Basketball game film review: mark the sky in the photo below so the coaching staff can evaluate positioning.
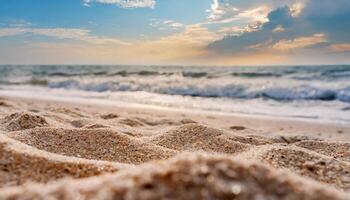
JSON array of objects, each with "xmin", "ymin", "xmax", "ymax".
[{"xmin": 0, "ymin": 0, "xmax": 350, "ymax": 65}]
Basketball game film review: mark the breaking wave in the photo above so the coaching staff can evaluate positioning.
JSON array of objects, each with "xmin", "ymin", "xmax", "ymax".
[{"xmin": 44, "ymin": 79, "xmax": 350, "ymax": 103}]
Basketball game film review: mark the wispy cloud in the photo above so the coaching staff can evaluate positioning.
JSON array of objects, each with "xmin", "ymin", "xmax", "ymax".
[
  {"xmin": 271, "ymin": 34, "xmax": 327, "ymax": 51},
  {"xmin": 82, "ymin": 0, "xmax": 156, "ymax": 8},
  {"xmin": 150, "ymin": 19, "xmax": 184, "ymax": 30},
  {"xmin": 328, "ymin": 44, "xmax": 350, "ymax": 53},
  {"xmin": 207, "ymin": 0, "xmax": 240, "ymax": 23},
  {"xmin": 0, "ymin": 28, "xmax": 129, "ymax": 45}
]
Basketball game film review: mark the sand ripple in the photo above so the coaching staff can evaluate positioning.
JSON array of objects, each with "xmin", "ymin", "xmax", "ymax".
[
  {"xmin": 240, "ymin": 145, "xmax": 350, "ymax": 191},
  {"xmin": 295, "ymin": 140, "xmax": 350, "ymax": 162},
  {"xmin": 0, "ymin": 134, "xmax": 127, "ymax": 188},
  {"xmin": 150, "ymin": 124, "xmax": 249, "ymax": 154},
  {"xmin": 2, "ymin": 112, "xmax": 48, "ymax": 131},
  {"xmin": 6, "ymin": 128, "xmax": 177, "ymax": 164}
]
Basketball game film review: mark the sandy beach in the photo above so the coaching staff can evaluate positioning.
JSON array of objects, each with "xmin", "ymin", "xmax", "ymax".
[
  {"xmin": 1, "ymin": 0, "xmax": 350, "ymax": 198},
  {"xmin": 0, "ymin": 95, "xmax": 349, "ymax": 199}
]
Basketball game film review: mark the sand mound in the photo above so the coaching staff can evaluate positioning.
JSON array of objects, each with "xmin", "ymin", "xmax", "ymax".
[
  {"xmin": 6, "ymin": 128, "xmax": 177, "ymax": 164},
  {"xmin": 49, "ymin": 107, "xmax": 85, "ymax": 118},
  {"xmin": 2, "ymin": 112, "xmax": 48, "ymax": 131},
  {"xmin": 1, "ymin": 153, "xmax": 348, "ymax": 200},
  {"xmin": 240, "ymin": 145, "xmax": 350, "ymax": 191},
  {"xmin": 119, "ymin": 118, "xmax": 144, "ymax": 127},
  {"xmin": 0, "ymin": 134, "xmax": 127, "ymax": 188},
  {"xmin": 295, "ymin": 141, "xmax": 350, "ymax": 162},
  {"xmin": 0, "ymin": 101, "xmax": 12, "ymax": 107},
  {"xmin": 134, "ymin": 117, "xmax": 196, "ymax": 126},
  {"xmin": 70, "ymin": 119, "xmax": 92, "ymax": 128},
  {"xmin": 225, "ymin": 134, "xmax": 275, "ymax": 145},
  {"xmin": 150, "ymin": 124, "xmax": 249, "ymax": 154},
  {"xmin": 134, "ymin": 117, "xmax": 175, "ymax": 126},
  {"xmin": 84, "ymin": 123, "xmax": 110, "ymax": 129},
  {"xmin": 100, "ymin": 113, "xmax": 119, "ymax": 119},
  {"xmin": 230, "ymin": 125, "xmax": 247, "ymax": 131},
  {"xmin": 273, "ymin": 135, "xmax": 323, "ymax": 144},
  {"xmin": 179, "ymin": 118, "xmax": 197, "ymax": 124}
]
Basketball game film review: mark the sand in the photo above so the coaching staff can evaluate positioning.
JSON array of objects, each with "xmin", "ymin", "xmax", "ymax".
[
  {"xmin": 0, "ymin": 95, "xmax": 350, "ymax": 199},
  {"xmin": 6, "ymin": 127, "xmax": 176, "ymax": 164},
  {"xmin": 1, "ymin": 153, "xmax": 349, "ymax": 200},
  {"xmin": 150, "ymin": 124, "xmax": 250, "ymax": 153},
  {"xmin": 0, "ymin": 134, "xmax": 128, "ymax": 188}
]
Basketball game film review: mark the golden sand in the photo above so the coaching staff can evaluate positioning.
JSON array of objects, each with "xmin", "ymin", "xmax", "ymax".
[
  {"xmin": 6, "ymin": 128, "xmax": 176, "ymax": 164},
  {"xmin": 0, "ymin": 96, "xmax": 349, "ymax": 199},
  {"xmin": 239, "ymin": 145, "xmax": 350, "ymax": 190},
  {"xmin": 2, "ymin": 112, "xmax": 48, "ymax": 131},
  {"xmin": 0, "ymin": 134, "xmax": 127, "ymax": 188},
  {"xmin": 150, "ymin": 124, "xmax": 250, "ymax": 153},
  {"xmin": 1, "ymin": 153, "xmax": 349, "ymax": 200},
  {"xmin": 295, "ymin": 140, "xmax": 350, "ymax": 162}
]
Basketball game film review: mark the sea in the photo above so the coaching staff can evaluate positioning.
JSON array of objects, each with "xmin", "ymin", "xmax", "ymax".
[{"xmin": 0, "ymin": 65, "xmax": 349, "ymax": 124}]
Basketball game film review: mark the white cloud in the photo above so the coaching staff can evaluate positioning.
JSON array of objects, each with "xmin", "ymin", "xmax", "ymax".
[
  {"xmin": 150, "ymin": 19, "xmax": 184, "ymax": 30},
  {"xmin": 273, "ymin": 25, "xmax": 285, "ymax": 33},
  {"xmin": 0, "ymin": 28, "xmax": 129, "ymax": 45},
  {"xmin": 236, "ymin": 6, "xmax": 270, "ymax": 23},
  {"xmin": 206, "ymin": 0, "xmax": 270, "ymax": 25},
  {"xmin": 83, "ymin": 0, "xmax": 155, "ymax": 8},
  {"xmin": 218, "ymin": 21, "xmax": 263, "ymax": 36},
  {"xmin": 290, "ymin": 3, "xmax": 304, "ymax": 17},
  {"xmin": 206, "ymin": 0, "xmax": 240, "ymax": 24},
  {"xmin": 202, "ymin": 0, "xmax": 271, "ymax": 38}
]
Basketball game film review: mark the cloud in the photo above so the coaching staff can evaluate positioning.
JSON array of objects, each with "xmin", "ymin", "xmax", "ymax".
[
  {"xmin": 235, "ymin": 6, "xmax": 270, "ymax": 23},
  {"xmin": 1, "ymin": 19, "xmax": 33, "ymax": 28},
  {"xmin": 271, "ymin": 34, "xmax": 327, "ymax": 51},
  {"xmin": 207, "ymin": 0, "xmax": 240, "ymax": 23},
  {"xmin": 0, "ymin": 28, "xmax": 27, "ymax": 37},
  {"xmin": 106, "ymin": 25, "xmax": 222, "ymax": 64},
  {"xmin": 0, "ymin": 28, "xmax": 129, "ymax": 45},
  {"xmin": 150, "ymin": 19, "xmax": 184, "ymax": 30},
  {"xmin": 208, "ymin": 0, "xmax": 350, "ymax": 56},
  {"xmin": 82, "ymin": 0, "xmax": 155, "ymax": 8},
  {"xmin": 205, "ymin": 0, "xmax": 270, "ymax": 25},
  {"xmin": 272, "ymin": 25, "xmax": 285, "ymax": 33},
  {"xmin": 328, "ymin": 44, "xmax": 350, "ymax": 53},
  {"xmin": 4, "ymin": 25, "xmax": 218, "ymax": 65}
]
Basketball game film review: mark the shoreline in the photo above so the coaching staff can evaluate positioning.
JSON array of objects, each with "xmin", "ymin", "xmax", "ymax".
[
  {"xmin": 1, "ymin": 93, "xmax": 349, "ymax": 141},
  {"xmin": 1, "ymin": 85, "xmax": 350, "ymax": 125}
]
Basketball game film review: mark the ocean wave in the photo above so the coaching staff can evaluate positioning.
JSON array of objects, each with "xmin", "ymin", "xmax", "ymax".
[
  {"xmin": 2, "ymin": 65, "xmax": 350, "ymax": 81},
  {"xmin": 2, "ymin": 65, "xmax": 350, "ymax": 104},
  {"xmin": 45, "ymin": 79, "xmax": 350, "ymax": 103},
  {"xmin": 27, "ymin": 78, "xmax": 49, "ymax": 86},
  {"xmin": 182, "ymin": 72, "xmax": 208, "ymax": 78},
  {"xmin": 33, "ymin": 71, "xmax": 110, "ymax": 77},
  {"xmin": 109, "ymin": 70, "xmax": 173, "ymax": 77},
  {"xmin": 337, "ymin": 88, "xmax": 350, "ymax": 103},
  {"xmin": 260, "ymin": 87, "xmax": 337, "ymax": 101},
  {"xmin": 231, "ymin": 72, "xmax": 283, "ymax": 78}
]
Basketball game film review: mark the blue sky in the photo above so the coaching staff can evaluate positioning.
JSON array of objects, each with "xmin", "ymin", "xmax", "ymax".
[{"xmin": 0, "ymin": 0, "xmax": 350, "ymax": 65}]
